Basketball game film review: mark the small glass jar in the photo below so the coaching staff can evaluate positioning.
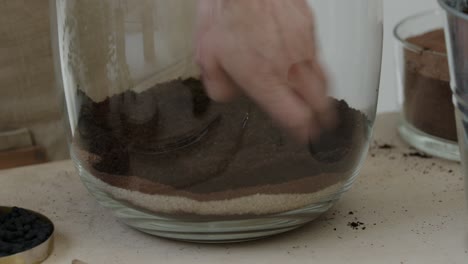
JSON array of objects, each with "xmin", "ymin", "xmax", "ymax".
[
  {"xmin": 395, "ymin": 10, "xmax": 459, "ymax": 161},
  {"xmin": 50, "ymin": 0, "xmax": 383, "ymax": 242}
]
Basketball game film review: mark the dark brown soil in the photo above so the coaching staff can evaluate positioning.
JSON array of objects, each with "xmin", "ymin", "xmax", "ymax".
[{"xmin": 75, "ymin": 78, "xmax": 369, "ymax": 195}]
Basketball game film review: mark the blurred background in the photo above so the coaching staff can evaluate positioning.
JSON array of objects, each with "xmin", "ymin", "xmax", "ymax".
[{"xmin": 0, "ymin": 0, "xmax": 439, "ymax": 169}]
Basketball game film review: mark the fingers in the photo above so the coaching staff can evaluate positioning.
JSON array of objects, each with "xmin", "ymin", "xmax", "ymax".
[
  {"xmin": 212, "ymin": 35, "xmax": 323, "ymax": 142},
  {"xmin": 251, "ymin": 81, "xmax": 318, "ymax": 142},
  {"xmin": 288, "ymin": 60, "xmax": 336, "ymax": 130},
  {"xmin": 195, "ymin": 0, "xmax": 238, "ymax": 102},
  {"xmin": 196, "ymin": 36, "xmax": 239, "ymax": 102},
  {"xmin": 221, "ymin": 59, "xmax": 317, "ymax": 142},
  {"xmin": 195, "ymin": 0, "xmax": 217, "ymax": 35},
  {"xmin": 280, "ymin": 2, "xmax": 334, "ymax": 135},
  {"xmin": 277, "ymin": 1, "xmax": 317, "ymax": 63},
  {"xmin": 194, "ymin": 0, "xmax": 332, "ymax": 142},
  {"xmin": 201, "ymin": 66, "xmax": 239, "ymax": 103},
  {"xmin": 289, "ymin": 61, "xmax": 327, "ymax": 109}
]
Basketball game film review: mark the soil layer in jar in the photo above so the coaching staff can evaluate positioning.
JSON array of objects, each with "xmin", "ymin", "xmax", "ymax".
[
  {"xmin": 74, "ymin": 78, "xmax": 369, "ymax": 202},
  {"xmin": 404, "ymin": 29, "xmax": 457, "ymax": 141}
]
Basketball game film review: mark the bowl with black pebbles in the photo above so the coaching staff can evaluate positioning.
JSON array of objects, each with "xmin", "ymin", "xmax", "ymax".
[{"xmin": 0, "ymin": 207, "xmax": 54, "ymax": 263}]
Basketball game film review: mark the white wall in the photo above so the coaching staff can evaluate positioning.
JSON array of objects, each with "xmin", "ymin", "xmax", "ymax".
[{"xmin": 378, "ymin": 0, "xmax": 440, "ymax": 113}]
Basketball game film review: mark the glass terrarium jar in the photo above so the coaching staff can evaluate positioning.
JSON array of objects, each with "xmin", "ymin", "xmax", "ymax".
[{"xmin": 50, "ymin": 0, "xmax": 383, "ymax": 242}]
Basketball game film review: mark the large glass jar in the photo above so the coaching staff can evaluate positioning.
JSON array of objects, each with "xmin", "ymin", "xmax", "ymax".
[{"xmin": 50, "ymin": 0, "xmax": 383, "ymax": 242}]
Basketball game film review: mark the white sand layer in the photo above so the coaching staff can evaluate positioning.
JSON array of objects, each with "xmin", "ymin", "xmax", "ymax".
[{"xmin": 85, "ymin": 173, "xmax": 344, "ymax": 216}]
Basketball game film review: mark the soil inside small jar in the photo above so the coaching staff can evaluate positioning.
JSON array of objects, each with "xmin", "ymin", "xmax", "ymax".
[
  {"xmin": 73, "ymin": 78, "xmax": 369, "ymax": 215},
  {"xmin": 404, "ymin": 29, "xmax": 457, "ymax": 142}
]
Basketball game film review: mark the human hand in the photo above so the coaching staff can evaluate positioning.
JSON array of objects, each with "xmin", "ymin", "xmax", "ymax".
[{"xmin": 195, "ymin": 0, "xmax": 334, "ymax": 142}]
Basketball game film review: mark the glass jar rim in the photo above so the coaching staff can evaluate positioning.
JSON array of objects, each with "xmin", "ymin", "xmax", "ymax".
[
  {"xmin": 438, "ymin": 0, "xmax": 468, "ymax": 20},
  {"xmin": 393, "ymin": 9, "xmax": 447, "ymax": 58}
]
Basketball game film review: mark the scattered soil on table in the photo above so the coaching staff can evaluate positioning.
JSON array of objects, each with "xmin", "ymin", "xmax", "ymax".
[
  {"xmin": 348, "ymin": 221, "xmax": 366, "ymax": 230},
  {"xmin": 378, "ymin": 144, "xmax": 394, "ymax": 150},
  {"xmin": 406, "ymin": 152, "xmax": 432, "ymax": 159}
]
